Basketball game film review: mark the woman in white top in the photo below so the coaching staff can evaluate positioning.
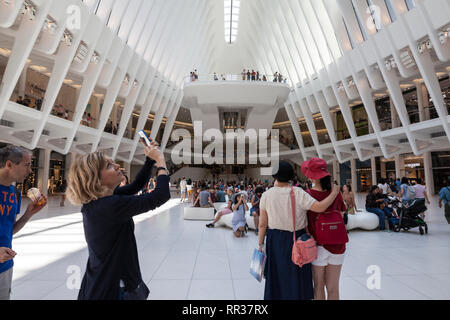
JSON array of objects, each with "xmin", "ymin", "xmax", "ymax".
[
  {"xmin": 186, "ymin": 179, "xmax": 193, "ymax": 203},
  {"xmin": 258, "ymin": 161, "xmax": 340, "ymax": 300}
]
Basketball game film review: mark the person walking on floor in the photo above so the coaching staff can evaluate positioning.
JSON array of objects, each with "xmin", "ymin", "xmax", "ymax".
[
  {"xmin": 438, "ymin": 178, "xmax": 450, "ymax": 224},
  {"xmin": 258, "ymin": 161, "xmax": 340, "ymax": 300},
  {"xmin": 413, "ymin": 179, "xmax": 430, "ymax": 219},
  {"xmin": 180, "ymin": 177, "xmax": 187, "ymax": 203},
  {"xmin": 186, "ymin": 178, "xmax": 193, "ymax": 203},
  {"xmin": 399, "ymin": 177, "xmax": 416, "ymax": 206}
]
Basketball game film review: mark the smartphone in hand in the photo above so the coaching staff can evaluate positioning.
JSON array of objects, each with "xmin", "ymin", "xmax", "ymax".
[{"xmin": 138, "ymin": 130, "xmax": 152, "ymax": 147}]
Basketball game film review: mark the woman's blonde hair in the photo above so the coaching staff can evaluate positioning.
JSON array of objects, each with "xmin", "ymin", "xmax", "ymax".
[{"xmin": 66, "ymin": 152, "xmax": 109, "ymax": 205}]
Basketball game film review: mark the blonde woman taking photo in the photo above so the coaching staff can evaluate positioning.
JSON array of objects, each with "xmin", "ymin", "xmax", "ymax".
[{"xmin": 67, "ymin": 141, "xmax": 170, "ymax": 300}]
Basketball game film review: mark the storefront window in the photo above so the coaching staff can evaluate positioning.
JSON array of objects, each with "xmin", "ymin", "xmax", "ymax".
[
  {"xmin": 404, "ymin": 156, "xmax": 424, "ymax": 182},
  {"xmin": 313, "ymin": 116, "xmax": 331, "ymax": 145},
  {"xmin": 375, "ymin": 97, "xmax": 393, "ymax": 130},
  {"xmin": 49, "ymin": 152, "xmax": 65, "ymax": 196},
  {"xmin": 385, "ymin": 160, "xmax": 396, "ymax": 180},
  {"xmin": 299, "ymin": 122, "xmax": 314, "ymax": 148},
  {"xmin": 432, "ymin": 151, "xmax": 450, "ymax": 194},
  {"xmin": 357, "ymin": 159, "xmax": 372, "ymax": 192},
  {"xmin": 427, "ymin": 76, "xmax": 450, "ymax": 120},
  {"xmin": 352, "ymin": 105, "xmax": 369, "ymax": 136},
  {"xmin": 335, "ymin": 111, "xmax": 351, "ymax": 141},
  {"xmin": 403, "ymin": 87, "xmax": 420, "ymax": 124}
]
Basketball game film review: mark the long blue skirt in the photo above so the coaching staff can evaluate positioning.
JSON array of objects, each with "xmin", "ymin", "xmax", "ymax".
[{"xmin": 264, "ymin": 229, "xmax": 314, "ymax": 300}]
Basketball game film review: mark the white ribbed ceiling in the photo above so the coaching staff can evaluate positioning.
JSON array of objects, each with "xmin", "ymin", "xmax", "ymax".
[{"xmin": 80, "ymin": 0, "xmax": 351, "ymax": 88}]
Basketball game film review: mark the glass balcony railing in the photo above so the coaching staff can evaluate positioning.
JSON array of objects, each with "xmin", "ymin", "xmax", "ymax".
[{"xmin": 184, "ymin": 73, "xmax": 290, "ymax": 86}]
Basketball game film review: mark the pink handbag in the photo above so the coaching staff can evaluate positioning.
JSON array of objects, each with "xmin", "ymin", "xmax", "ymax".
[{"xmin": 290, "ymin": 187, "xmax": 318, "ymax": 267}]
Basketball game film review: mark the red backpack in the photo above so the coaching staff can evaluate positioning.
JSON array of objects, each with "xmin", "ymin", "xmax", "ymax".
[{"xmin": 306, "ymin": 189, "xmax": 349, "ymax": 246}]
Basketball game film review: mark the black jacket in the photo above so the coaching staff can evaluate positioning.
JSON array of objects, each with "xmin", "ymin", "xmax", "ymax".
[{"xmin": 78, "ymin": 158, "xmax": 170, "ymax": 300}]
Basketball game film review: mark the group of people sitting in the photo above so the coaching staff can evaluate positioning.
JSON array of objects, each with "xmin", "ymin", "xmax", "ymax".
[
  {"xmin": 105, "ymin": 120, "xmax": 119, "ymax": 135},
  {"xmin": 364, "ymin": 177, "xmax": 430, "ymax": 231},
  {"xmin": 202, "ymin": 185, "xmax": 265, "ymax": 238},
  {"xmin": 178, "ymin": 178, "xmax": 267, "ymax": 237},
  {"xmin": 16, "ymin": 96, "xmax": 39, "ymax": 109}
]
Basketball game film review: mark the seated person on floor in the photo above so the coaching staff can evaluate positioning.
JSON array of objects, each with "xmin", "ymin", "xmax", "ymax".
[
  {"xmin": 365, "ymin": 186, "xmax": 394, "ymax": 231},
  {"xmin": 209, "ymin": 186, "xmax": 216, "ymax": 203},
  {"xmin": 341, "ymin": 184, "xmax": 361, "ymax": 214},
  {"xmin": 206, "ymin": 188, "xmax": 235, "ymax": 228},
  {"xmin": 215, "ymin": 186, "xmax": 227, "ymax": 203},
  {"xmin": 192, "ymin": 189, "xmax": 201, "ymax": 207},
  {"xmin": 194, "ymin": 184, "xmax": 214, "ymax": 208}
]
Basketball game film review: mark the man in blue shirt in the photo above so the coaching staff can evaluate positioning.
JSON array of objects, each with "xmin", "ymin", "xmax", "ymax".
[
  {"xmin": 439, "ymin": 178, "xmax": 450, "ymax": 224},
  {"xmin": 215, "ymin": 186, "xmax": 226, "ymax": 203},
  {"xmin": 0, "ymin": 146, "xmax": 47, "ymax": 300}
]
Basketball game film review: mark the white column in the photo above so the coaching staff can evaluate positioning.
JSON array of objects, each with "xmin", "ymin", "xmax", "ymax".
[
  {"xmin": 113, "ymin": 103, "xmax": 119, "ymax": 126},
  {"xmin": 371, "ymin": 157, "xmax": 377, "ymax": 186},
  {"xmin": 423, "ymin": 152, "xmax": 434, "ymax": 195},
  {"xmin": 333, "ymin": 160, "xmax": 340, "ymax": 185},
  {"xmin": 18, "ymin": 64, "xmax": 28, "ymax": 98},
  {"xmin": 395, "ymin": 154, "xmax": 405, "ymax": 179},
  {"xmin": 390, "ymin": 96, "xmax": 400, "ymax": 128},
  {"xmin": 351, "ymin": 159, "xmax": 357, "ymax": 193},
  {"xmin": 331, "ymin": 112, "xmax": 338, "ymax": 132},
  {"xmin": 92, "ymin": 97, "xmax": 101, "ymax": 128},
  {"xmin": 415, "ymin": 80, "xmax": 425, "ymax": 122},
  {"xmin": 38, "ymin": 149, "xmax": 51, "ymax": 197},
  {"xmin": 381, "ymin": 160, "xmax": 387, "ymax": 179},
  {"xmin": 64, "ymin": 152, "xmax": 76, "ymax": 181},
  {"xmin": 421, "ymin": 84, "xmax": 430, "ymax": 121}
]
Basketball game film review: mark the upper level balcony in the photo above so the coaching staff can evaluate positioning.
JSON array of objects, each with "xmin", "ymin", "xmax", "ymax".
[{"xmin": 181, "ymin": 74, "xmax": 291, "ymax": 134}]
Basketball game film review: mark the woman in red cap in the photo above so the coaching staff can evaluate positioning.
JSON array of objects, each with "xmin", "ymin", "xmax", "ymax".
[
  {"xmin": 302, "ymin": 158, "xmax": 347, "ymax": 300},
  {"xmin": 258, "ymin": 161, "xmax": 340, "ymax": 300}
]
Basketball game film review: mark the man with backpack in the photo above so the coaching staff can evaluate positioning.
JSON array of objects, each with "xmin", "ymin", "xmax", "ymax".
[{"xmin": 399, "ymin": 177, "xmax": 416, "ymax": 206}]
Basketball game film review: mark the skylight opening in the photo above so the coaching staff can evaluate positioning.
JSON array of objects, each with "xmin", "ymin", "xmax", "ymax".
[{"xmin": 224, "ymin": 0, "xmax": 240, "ymax": 44}]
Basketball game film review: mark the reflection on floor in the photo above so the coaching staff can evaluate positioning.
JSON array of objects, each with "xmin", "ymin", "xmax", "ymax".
[{"xmin": 10, "ymin": 194, "xmax": 450, "ymax": 300}]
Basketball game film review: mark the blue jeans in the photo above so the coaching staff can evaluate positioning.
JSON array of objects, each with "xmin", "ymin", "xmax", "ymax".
[{"xmin": 367, "ymin": 207, "xmax": 393, "ymax": 230}]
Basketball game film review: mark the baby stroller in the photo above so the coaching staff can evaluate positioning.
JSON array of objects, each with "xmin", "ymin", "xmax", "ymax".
[{"xmin": 391, "ymin": 200, "xmax": 428, "ymax": 235}]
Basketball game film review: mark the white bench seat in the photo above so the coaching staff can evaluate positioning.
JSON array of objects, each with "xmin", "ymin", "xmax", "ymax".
[
  {"xmin": 184, "ymin": 207, "xmax": 216, "ymax": 221},
  {"xmin": 346, "ymin": 210, "xmax": 379, "ymax": 231}
]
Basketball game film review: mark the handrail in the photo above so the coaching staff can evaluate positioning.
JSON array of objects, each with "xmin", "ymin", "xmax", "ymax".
[{"xmin": 184, "ymin": 73, "xmax": 290, "ymax": 86}]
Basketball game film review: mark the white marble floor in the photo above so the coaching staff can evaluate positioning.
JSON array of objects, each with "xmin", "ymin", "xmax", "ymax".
[{"xmin": 9, "ymin": 194, "xmax": 450, "ymax": 300}]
